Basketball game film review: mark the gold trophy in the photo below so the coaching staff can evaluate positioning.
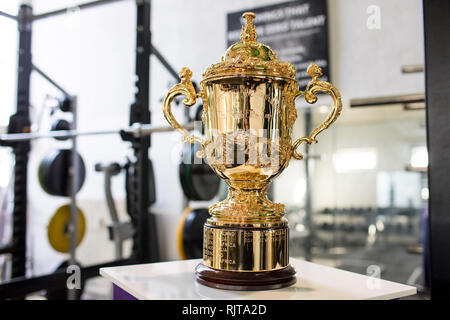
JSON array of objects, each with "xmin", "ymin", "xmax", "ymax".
[{"xmin": 163, "ymin": 12, "xmax": 342, "ymax": 290}]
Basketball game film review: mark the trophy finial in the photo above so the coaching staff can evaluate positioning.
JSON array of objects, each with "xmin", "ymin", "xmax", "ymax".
[{"xmin": 241, "ymin": 12, "xmax": 257, "ymax": 44}]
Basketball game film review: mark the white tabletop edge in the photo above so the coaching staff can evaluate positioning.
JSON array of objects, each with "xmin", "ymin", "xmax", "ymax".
[
  {"xmin": 100, "ymin": 258, "xmax": 418, "ymax": 300},
  {"xmin": 100, "ymin": 268, "xmax": 149, "ymax": 300}
]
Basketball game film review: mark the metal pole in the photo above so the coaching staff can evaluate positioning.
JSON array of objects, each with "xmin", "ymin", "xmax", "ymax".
[
  {"xmin": 32, "ymin": 0, "xmax": 126, "ymax": 21},
  {"xmin": 151, "ymin": 45, "xmax": 180, "ymax": 81},
  {"xmin": 423, "ymin": 0, "xmax": 450, "ymax": 299},
  {"xmin": 9, "ymin": 5, "xmax": 33, "ymax": 296},
  {"xmin": 105, "ymin": 169, "xmax": 123, "ymax": 259},
  {"xmin": 304, "ymin": 109, "xmax": 313, "ymax": 261},
  {"xmin": 0, "ymin": 122, "xmax": 194, "ymax": 143},
  {"xmin": 0, "ymin": 246, "xmax": 14, "ymax": 255},
  {"xmin": 0, "ymin": 258, "xmax": 133, "ymax": 299},
  {"xmin": 350, "ymin": 93, "xmax": 425, "ymax": 108},
  {"xmin": 32, "ymin": 65, "xmax": 72, "ymax": 97},
  {"xmin": 0, "ymin": 10, "xmax": 18, "ymax": 21},
  {"xmin": 68, "ymin": 96, "xmax": 79, "ymax": 300}
]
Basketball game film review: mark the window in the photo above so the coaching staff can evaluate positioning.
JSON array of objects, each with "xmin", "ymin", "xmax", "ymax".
[
  {"xmin": 410, "ymin": 145, "xmax": 428, "ymax": 168},
  {"xmin": 333, "ymin": 148, "xmax": 377, "ymax": 173}
]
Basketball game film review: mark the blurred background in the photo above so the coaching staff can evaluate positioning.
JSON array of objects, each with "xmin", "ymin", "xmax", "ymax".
[{"xmin": 0, "ymin": 0, "xmax": 430, "ymax": 299}]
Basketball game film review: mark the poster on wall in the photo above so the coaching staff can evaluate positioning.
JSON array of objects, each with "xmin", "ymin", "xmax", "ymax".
[{"xmin": 227, "ymin": 0, "xmax": 329, "ymax": 89}]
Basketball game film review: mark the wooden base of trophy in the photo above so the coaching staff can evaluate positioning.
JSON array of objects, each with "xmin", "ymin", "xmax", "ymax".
[{"xmin": 195, "ymin": 263, "xmax": 296, "ymax": 291}]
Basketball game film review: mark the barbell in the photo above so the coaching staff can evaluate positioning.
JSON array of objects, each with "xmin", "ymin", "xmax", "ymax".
[{"xmin": 0, "ymin": 122, "xmax": 195, "ymax": 143}]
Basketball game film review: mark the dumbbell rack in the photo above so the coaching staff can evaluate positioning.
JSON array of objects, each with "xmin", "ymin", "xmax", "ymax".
[{"xmin": 0, "ymin": 0, "xmax": 182, "ymax": 299}]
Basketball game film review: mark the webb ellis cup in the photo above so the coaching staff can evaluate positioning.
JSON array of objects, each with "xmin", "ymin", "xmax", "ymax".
[{"xmin": 163, "ymin": 12, "xmax": 342, "ymax": 290}]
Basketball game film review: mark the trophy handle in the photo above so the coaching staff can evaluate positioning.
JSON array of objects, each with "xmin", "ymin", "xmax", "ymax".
[
  {"xmin": 163, "ymin": 67, "xmax": 206, "ymax": 153},
  {"xmin": 292, "ymin": 64, "xmax": 342, "ymax": 160}
]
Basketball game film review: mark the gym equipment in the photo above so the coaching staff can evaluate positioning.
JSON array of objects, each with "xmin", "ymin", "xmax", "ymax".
[
  {"xmin": 0, "ymin": 122, "xmax": 194, "ymax": 143},
  {"xmin": 179, "ymin": 142, "xmax": 220, "ymax": 201},
  {"xmin": 50, "ymin": 119, "xmax": 71, "ymax": 141},
  {"xmin": 47, "ymin": 204, "xmax": 86, "ymax": 253},
  {"xmin": 194, "ymin": 104, "xmax": 204, "ymax": 134},
  {"xmin": 124, "ymin": 158, "xmax": 160, "ymax": 262},
  {"xmin": 45, "ymin": 259, "xmax": 84, "ymax": 300},
  {"xmin": 124, "ymin": 159, "xmax": 156, "ymax": 214},
  {"xmin": 38, "ymin": 149, "xmax": 86, "ymax": 196},
  {"xmin": 350, "ymin": 93, "xmax": 424, "ymax": 108},
  {"xmin": 176, "ymin": 207, "xmax": 209, "ymax": 260},
  {"xmin": 58, "ymin": 97, "xmax": 74, "ymax": 113},
  {"xmin": 95, "ymin": 162, "xmax": 135, "ymax": 259},
  {"xmin": 0, "ymin": 0, "xmax": 172, "ymax": 299}
]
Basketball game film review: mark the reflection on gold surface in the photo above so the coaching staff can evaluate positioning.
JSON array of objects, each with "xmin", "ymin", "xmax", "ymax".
[{"xmin": 162, "ymin": 12, "xmax": 342, "ymax": 272}]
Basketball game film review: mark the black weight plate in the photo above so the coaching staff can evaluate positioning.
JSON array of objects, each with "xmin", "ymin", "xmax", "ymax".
[
  {"xmin": 40, "ymin": 149, "xmax": 86, "ymax": 197},
  {"xmin": 190, "ymin": 142, "xmax": 220, "ymax": 200},
  {"xmin": 179, "ymin": 142, "xmax": 220, "ymax": 201},
  {"xmin": 46, "ymin": 260, "xmax": 85, "ymax": 300},
  {"xmin": 38, "ymin": 159, "xmax": 48, "ymax": 193},
  {"xmin": 179, "ymin": 147, "xmax": 195, "ymax": 200},
  {"xmin": 51, "ymin": 119, "xmax": 71, "ymax": 141},
  {"xmin": 148, "ymin": 159, "xmax": 156, "ymax": 205},
  {"xmin": 41, "ymin": 150, "xmax": 60, "ymax": 195},
  {"xmin": 54, "ymin": 150, "xmax": 86, "ymax": 196},
  {"xmin": 182, "ymin": 208, "xmax": 209, "ymax": 259},
  {"xmin": 59, "ymin": 97, "xmax": 73, "ymax": 112}
]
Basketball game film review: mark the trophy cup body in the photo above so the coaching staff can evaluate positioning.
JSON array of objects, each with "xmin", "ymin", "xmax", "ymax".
[{"xmin": 163, "ymin": 12, "xmax": 342, "ymax": 290}]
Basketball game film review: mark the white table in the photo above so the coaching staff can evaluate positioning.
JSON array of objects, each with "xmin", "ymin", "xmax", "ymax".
[{"xmin": 100, "ymin": 258, "xmax": 417, "ymax": 300}]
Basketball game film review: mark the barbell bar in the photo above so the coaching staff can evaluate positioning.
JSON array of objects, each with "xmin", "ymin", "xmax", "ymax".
[{"xmin": 0, "ymin": 122, "xmax": 195, "ymax": 143}]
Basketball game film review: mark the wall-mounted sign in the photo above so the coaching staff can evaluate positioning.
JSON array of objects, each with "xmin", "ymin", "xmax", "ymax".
[{"xmin": 227, "ymin": 0, "xmax": 329, "ymax": 89}]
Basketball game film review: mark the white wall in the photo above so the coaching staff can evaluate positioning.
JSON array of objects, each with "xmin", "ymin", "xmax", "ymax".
[{"xmin": 0, "ymin": 0, "xmax": 425, "ymax": 275}]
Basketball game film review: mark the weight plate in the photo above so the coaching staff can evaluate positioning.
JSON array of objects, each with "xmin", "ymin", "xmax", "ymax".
[
  {"xmin": 38, "ymin": 160, "xmax": 46, "ymax": 192},
  {"xmin": 43, "ymin": 149, "xmax": 60, "ymax": 195},
  {"xmin": 59, "ymin": 97, "xmax": 73, "ymax": 112},
  {"xmin": 51, "ymin": 119, "xmax": 71, "ymax": 141},
  {"xmin": 39, "ymin": 149, "xmax": 86, "ymax": 197},
  {"xmin": 40, "ymin": 150, "xmax": 63, "ymax": 196},
  {"xmin": 148, "ymin": 159, "xmax": 156, "ymax": 205},
  {"xmin": 179, "ymin": 142, "xmax": 220, "ymax": 201},
  {"xmin": 182, "ymin": 208, "xmax": 209, "ymax": 259},
  {"xmin": 47, "ymin": 204, "xmax": 86, "ymax": 253},
  {"xmin": 176, "ymin": 207, "xmax": 192, "ymax": 260}
]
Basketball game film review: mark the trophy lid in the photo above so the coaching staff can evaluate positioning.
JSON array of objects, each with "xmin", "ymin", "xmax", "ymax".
[{"xmin": 202, "ymin": 12, "xmax": 297, "ymax": 81}]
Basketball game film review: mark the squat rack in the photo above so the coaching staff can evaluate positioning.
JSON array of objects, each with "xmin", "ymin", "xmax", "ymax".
[{"xmin": 0, "ymin": 0, "xmax": 183, "ymax": 299}]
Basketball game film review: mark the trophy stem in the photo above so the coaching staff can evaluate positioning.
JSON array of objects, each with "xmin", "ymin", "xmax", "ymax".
[{"xmin": 209, "ymin": 182, "xmax": 285, "ymax": 221}]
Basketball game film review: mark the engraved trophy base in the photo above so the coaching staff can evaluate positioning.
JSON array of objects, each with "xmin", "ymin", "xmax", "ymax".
[
  {"xmin": 195, "ymin": 263, "xmax": 296, "ymax": 291},
  {"xmin": 195, "ymin": 220, "xmax": 296, "ymax": 291}
]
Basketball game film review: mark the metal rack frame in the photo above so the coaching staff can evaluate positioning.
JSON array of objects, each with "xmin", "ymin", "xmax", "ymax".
[
  {"xmin": 423, "ymin": 0, "xmax": 450, "ymax": 299},
  {"xmin": 0, "ymin": 0, "xmax": 181, "ymax": 299}
]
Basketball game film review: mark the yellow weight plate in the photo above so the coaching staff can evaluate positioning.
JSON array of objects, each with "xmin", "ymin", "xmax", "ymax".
[
  {"xmin": 176, "ymin": 207, "xmax": 192, "ymax": 260},
  {"xmin": 47, "ymin": 204, "xmax": 86, "ymax": 253}
]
